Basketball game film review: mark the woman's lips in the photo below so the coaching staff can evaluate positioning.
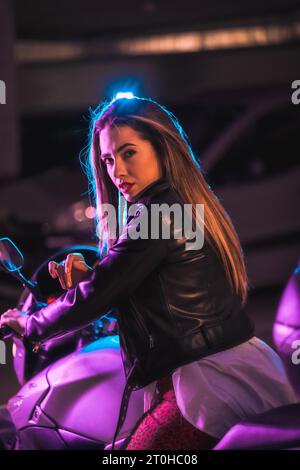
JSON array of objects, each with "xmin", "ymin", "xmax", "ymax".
[
  {"xmin": 119, "ymin": 183, "xmax": 134, "ymax": 193},
  {"xmin": 119, "ymin": 183, "xmax": 135, "ymax": 192}
]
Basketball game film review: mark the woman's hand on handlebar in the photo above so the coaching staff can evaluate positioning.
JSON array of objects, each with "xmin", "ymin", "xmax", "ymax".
[
  {"xmin": 0, "ymin": 308, "xmax": 28, "ymax": 338},
  {"xmin": 48, "ymin": 253, "xmax": 93, "ymax": 290}
]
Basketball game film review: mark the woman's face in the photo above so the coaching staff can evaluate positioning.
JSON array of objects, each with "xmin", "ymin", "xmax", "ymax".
[{"xmin": 99, "ymin": 124, "xmax": 163, "ymax": 201}]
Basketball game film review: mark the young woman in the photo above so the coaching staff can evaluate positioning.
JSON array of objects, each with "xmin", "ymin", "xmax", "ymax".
[{"xmin": 1, "ymin": 96, "xmax": 298, "ymax": 450}]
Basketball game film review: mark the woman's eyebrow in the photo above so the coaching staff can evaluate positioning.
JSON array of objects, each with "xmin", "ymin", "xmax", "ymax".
[{"xmin": 101, "ymin": 142, "xmax": 136, "ymax": 159}]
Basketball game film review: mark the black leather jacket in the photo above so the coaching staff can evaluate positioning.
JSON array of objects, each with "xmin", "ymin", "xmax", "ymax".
[{"xmin": 25, "ymin": 177, "xmax": 255, "ymax": 448}]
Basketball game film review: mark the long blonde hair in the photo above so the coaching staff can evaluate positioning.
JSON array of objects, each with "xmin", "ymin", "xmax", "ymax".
[{"xmin": 82, "ymin": 96, "xmax": 248, "ymax": 305}]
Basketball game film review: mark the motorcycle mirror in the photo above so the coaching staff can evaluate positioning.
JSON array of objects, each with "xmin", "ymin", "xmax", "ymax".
[{"xmin": 0, "ymin": 237, "xmax": 24, "ymax": 272}]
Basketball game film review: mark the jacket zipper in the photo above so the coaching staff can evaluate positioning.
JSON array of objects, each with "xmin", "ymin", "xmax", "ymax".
[
  {"xmin": 31, "ymin": 303, "xmax": 155, "ymax": 353},
  {"xmin": 129, "ymin": 298, "xmax": 155, "ymax": 350},
  {"xmin": 31, "ymin": 327, "xmax": 84, "ymax": 353}
]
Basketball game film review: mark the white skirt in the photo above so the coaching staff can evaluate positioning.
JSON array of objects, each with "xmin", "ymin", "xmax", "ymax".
[{"xmin": 143, "ymin": 336, "xmax": 299, "ymax": 439}]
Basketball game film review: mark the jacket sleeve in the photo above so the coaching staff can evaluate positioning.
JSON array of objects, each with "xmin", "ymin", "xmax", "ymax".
[{"xmin": 25, "ymin": 204, "xmax": 175, "ymax": 343}]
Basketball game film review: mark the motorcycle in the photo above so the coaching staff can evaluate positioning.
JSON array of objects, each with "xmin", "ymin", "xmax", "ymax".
[
  {"xmin": 1, "ymin": 237, "xmax": 299, "ymax": 451},
  {"xmin": 0, "ymin": 237, "xmax": 144, "ymax": 450}
]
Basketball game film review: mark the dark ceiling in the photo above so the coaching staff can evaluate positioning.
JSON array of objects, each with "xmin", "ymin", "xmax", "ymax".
[{"xmin": 14, "ymin": 0, "xmax": 300, "ymax": 40}]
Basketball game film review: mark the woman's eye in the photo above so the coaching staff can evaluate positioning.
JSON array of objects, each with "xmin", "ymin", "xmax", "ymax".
[
  {"xmin": 124, "ymin": 150, "xmax": 135, "ymax": 158},
  {"xmin": 103, "ymin": 158, "xmax": 113, "ymax": 165}
]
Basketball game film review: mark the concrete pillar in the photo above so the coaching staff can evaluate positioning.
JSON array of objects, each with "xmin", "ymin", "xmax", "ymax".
[{"xmin": 0, "ymin": 0, "xmax": 19, "ymax": 179}]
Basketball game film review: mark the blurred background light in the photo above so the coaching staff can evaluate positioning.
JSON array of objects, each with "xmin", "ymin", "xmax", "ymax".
[
  {"xmin": 85, "ymin": 206, "xmax": 96, "ymax": 219},
  {"xmin": 15, "ymin": 22, "xmax": 300, "ymax": 64}
]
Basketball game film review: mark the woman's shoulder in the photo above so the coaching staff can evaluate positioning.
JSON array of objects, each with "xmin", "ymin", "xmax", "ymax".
[{"xmin": 143, "ymin": 185, "xmax": 183, "ymax": 208}]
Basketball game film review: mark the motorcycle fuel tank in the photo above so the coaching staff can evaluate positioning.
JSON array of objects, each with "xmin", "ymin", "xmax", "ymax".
[{"xmin": 7, "ymin": 335, "xmax": 144, "ymax": 449}]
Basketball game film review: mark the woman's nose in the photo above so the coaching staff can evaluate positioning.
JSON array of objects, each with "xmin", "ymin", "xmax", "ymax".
[{"xmin": 113, "ymin": 156, "xmax": 127, "ymax": 179}]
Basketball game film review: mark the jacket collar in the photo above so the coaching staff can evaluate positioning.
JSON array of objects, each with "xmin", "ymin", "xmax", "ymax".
[{"xmin": 128, "ymin": 177, "xmax": 170, "ymax": 206}]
